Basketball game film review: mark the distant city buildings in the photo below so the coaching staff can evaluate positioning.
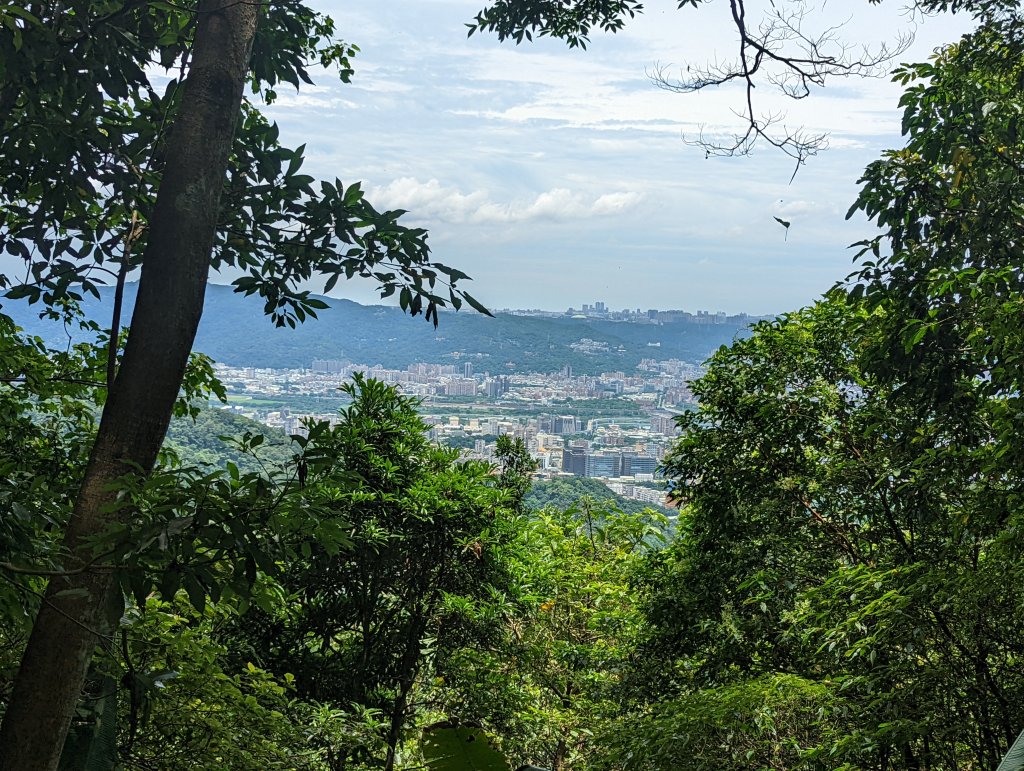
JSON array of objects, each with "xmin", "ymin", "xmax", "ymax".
[
  {"xmin": 553, "ymin": 415, "xmax": 582, "ymax": 434},
  {"xmin": 216, "ymin": 344, "xmax": 705, "ymax": 506},
  {"xmin": 210, "ymin": 300, "xmax": 775, "ymax": 508},
  {"xmin": 560, "ymin": 301, "xmax": 765, "ymax": 325},
  {"xmin": 443, "ymin": 377, "xmax": 477, "ymax": 397},
  {"xmin": 484, "ymin": 376, "xmax": 510, "ymax": 399}
]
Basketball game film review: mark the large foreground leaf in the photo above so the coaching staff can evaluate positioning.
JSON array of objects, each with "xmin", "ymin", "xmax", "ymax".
[
  {"xmin": 998, "ymin": 730, "xmax": 1024, "ymax": 771},
  {"xmin": 422, "ymin": 724, "xmax": 511, "ymax": 771}
]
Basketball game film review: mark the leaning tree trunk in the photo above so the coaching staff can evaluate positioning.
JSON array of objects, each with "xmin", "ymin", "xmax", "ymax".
[{"xmin": 0, "ymin": 2, "xmax": 259, "ymax": 766}]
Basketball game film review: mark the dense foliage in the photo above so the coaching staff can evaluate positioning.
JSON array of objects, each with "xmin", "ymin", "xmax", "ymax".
[
  {"xmin": 3, "ymin": 0, "xmax": 1024, "ymax": 768},
  {"xmin": 432, "ymin": 503, "xmax": 666, "ymax": 771},
  {"xmin": 635, "ymin": 296, "xmax": 1024, "ymax": 768},
  {"xmin": 525, "ymin": 476, "xmax": 672, "ymax": 517},
  {"xmin": 165, "ymin": 408, "xmax": 293, "ymax": 472},
  {"xmin": 610, "ymin": 7, "xmax": 1024, "ymax": 769},
  {"xmin": 0, "ymin": 0, "xmax": 490, "ymax": 761}
]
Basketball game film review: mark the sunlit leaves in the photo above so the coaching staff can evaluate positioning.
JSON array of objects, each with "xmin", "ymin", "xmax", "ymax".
[
  {"xmin": 647, "ymin": 293, "xmax": 1024, "ymax": 768},
  {"xmin": 848, "ymin": 17, "xmax": 1024, "ymax": 406}
]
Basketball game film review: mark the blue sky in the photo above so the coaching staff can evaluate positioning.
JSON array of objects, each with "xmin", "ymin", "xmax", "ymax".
[{"xmin": 269, "ymin": 3, "xmax": 967, "ymax": 314}]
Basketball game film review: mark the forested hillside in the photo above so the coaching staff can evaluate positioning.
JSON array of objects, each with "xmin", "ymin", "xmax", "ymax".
[
  {"xmin": 165, "ymin": 408, "xmax": 293, "ymax": 472},
  {"xmin": 525, "ymin": 476, "xmax": 672, "ymax": 517},
  {"xmin": 3, "ymin": 0, "xmax": 1024, "ymax": 770},
  {"xmin": 5, "ymin": 282, "xmax": 749, "ymax": 374}
]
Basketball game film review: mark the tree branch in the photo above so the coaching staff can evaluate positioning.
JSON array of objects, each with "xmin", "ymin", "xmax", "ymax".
[{"xmin": 650, "ymin": 0, "xmax": 913, "ymax": 177}]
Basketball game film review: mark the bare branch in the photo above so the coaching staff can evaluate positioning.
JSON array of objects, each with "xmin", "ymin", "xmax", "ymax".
[{"xmin": 650, "ymin": 0, "xmax": 914, "ymax": 177}]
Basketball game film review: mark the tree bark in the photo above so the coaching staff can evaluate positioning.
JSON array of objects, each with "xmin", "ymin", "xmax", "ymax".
[{"xmin": 0, "ymin": 2, "xmax": 258, "ymax": 766}]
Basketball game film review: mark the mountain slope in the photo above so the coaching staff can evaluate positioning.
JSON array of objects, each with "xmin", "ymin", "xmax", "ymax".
[{"xmin": 3, "ymin": 283, "xmax": 753, "ymax": 374}]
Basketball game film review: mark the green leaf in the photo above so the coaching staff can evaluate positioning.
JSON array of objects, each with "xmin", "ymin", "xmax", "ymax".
[
  {"xmin": 421, "ymin": 725, "xmax": 511, "ymax": 771},
  {"xmin": 997, "ymin": 730, "xmax": 1024, "ymax": 771},
  {"xmin": 461, "ymin": 292, "xmax": 493, "ymax": 317}
]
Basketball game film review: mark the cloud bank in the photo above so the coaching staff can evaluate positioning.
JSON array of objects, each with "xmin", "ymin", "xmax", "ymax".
[{"xmin": 369, "ymin": 177, "xmax": 644, "ymax": 224}]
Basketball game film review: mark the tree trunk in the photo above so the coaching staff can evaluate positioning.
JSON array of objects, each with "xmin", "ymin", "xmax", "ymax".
[
  {"xmin": 384, "ymin": 611, "xmax": 431, "ymax": 771},
  {"xmin": 0, "ymin": 2, "xmax": 258, "ymax": 767},
  {"xmin": 551, "ymin": 685, "xmax": 574, "ymax": 771}
]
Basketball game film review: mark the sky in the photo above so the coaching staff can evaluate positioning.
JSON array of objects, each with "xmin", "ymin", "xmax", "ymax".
[{"xmin": 225, "ymin": 2, "xmax": 971, "ymax": 315}]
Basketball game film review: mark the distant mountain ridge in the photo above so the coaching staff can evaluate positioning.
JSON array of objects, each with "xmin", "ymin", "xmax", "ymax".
[{"xmin": 2, "ymin": 283, "xmax": 754, "ymax": 374}]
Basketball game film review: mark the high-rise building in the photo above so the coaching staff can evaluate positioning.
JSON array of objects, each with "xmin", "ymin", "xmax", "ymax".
[
  {"xmin": 622, "ymin": 454, "xmax": 658, "ymax": 477},
  {"xmin": 311, "ymin": 358, "xmax": 348, "ymax": 374},
  {"xmin": 585, "ymin": 451, "xmax": 620, "ymax": 478},
  {"xmin": 444, "ymin": 378, "xmax": 477, "ymax": 397},
  {"xmin": 553, "ymin": 415, "xmax": 581, "ymax": 435},
  {"xmin": 562, "ymin": 446, "xmax": 588, "ymax": 476},
  {"xmin": 484, "ymin": 376, "xmax": 510, "ymax": 399}
]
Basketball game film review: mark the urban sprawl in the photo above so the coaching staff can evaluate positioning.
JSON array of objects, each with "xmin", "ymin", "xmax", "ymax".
[{"xmin": 215, "ymin": 351, "xmax": 707, "ymax": 509}]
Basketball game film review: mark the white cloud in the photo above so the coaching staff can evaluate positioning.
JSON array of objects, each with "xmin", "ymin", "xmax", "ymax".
[
  {"xmin": 369, "ymin": 177, "xmax": 488, "ymax": 221},
  {"xmin": 775, "ymin": 199, "xmax": 825, "ymax": 219},
  {"xmin": 369, "ymin": 177, "xmax": 644, "ymax": 224},
  {"xmin": 592, "ymin": 191, "xmax": 645, "ymax": 215}
]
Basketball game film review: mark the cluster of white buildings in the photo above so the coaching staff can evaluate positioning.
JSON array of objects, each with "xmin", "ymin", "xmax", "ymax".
[
  {"xmin": 213, "ymin": 357, "xmax": 701, "ymax": 506},
  {"xmin": 214, "ymin": 359, "xmax": 702, "ymax": 409}
]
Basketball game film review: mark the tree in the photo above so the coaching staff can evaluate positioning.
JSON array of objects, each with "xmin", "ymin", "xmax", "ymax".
[
  {"xmin": 638, "ymin": 295, "xmax": 1024, "ymax": 768},
  {"xmin": 494, "ymin": 435, "xmax": 537, "ymax": 514},
  {"xmin": 618, "ymin": 8, "xmax": 1024, "ymax": 765},
  {"xmin": 0, "ymin": 1, "xmax": 483, "ymax": 765},
  {"xmin": 0, "ymin": 318, "xmax": 105, "ymax": 723},
  {"xmin": 595, "ymin": 675, "xmax": 846, "ymax": 771},
  {"xmin": 112, "ymin": 594, "xmax": 336, "ymax": 771},
  {"xmin": 226, "ymin": 377, "xmax": 517, "ymax": 770},
  {"xmin": 849, "ymin": 3, "xmax": 1024, "ymax": 408},
  {"xmin": 0, "ymin": 5, "xmax": 263, "ymax": 764},
  {"xmin": 432, "ymin": 502, "xmax": 666, "ymax": 771}
]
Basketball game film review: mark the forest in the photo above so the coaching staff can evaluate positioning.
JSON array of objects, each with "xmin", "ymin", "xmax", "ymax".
[{"xmin": 2, "ymin": 0, "xmax": 1024, "ymax": 769}]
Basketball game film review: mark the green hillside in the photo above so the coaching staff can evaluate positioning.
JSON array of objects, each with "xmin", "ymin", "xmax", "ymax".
[
  {"xmin": 525, "ymin": 475, "xmax": 672, "ymax": 517},
  {"xmin": 164, "ymin": 408, "xmax": 294, "ymax": 473},
  {"xmin": 4, "ymin": 283, "xmax": 752, "ymax": 374}
]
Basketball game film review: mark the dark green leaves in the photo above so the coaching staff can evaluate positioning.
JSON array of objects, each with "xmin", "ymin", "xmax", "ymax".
[
  {"xmin": 847, "ymin": 20, "xmax": 1024, "ymax": 405},
  {"xmin": 468, "ymin": 0, "xmax": 646, "ymax": 48},
  {"xmin": 422, "ymin": 724, "xmax": 511, "ymax": 771}
]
